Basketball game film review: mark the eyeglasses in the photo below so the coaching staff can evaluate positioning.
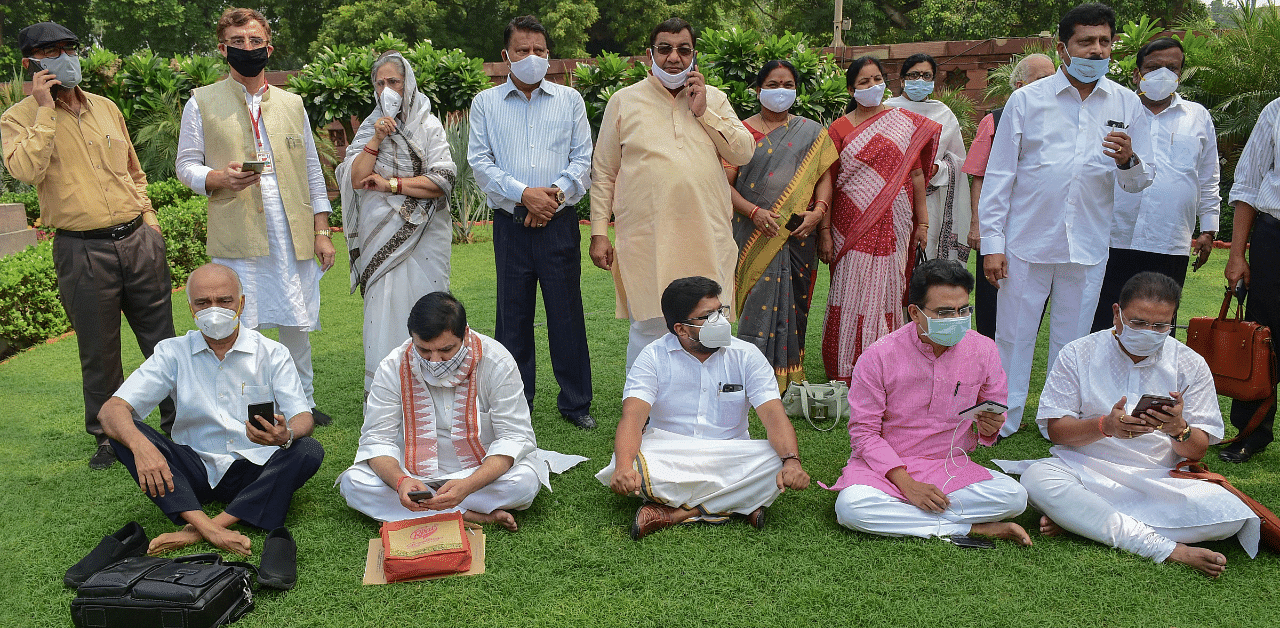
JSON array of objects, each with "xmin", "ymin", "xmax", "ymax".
[
  {"xmin": 223, "ymin": 37, "xmax": 268, "ymax": 48},
  {"xmin": 685, "ymin": 305, "xmax": 730, "ymax": 323},
  {"xmin": 921, "ymin": 305, "xmax": 973, "ymax": 318},
  {"xmin": 32, "ymin": 42, "xmax": 78, "ymax": 57},
  {"xmin": 1123, "ymin": 318, "xmax": 1174, "ymax": 333},
  {"xmin": 903, "ymin": 71, "xmax": 934, "ymax": 81},
  {"xmin": 375, "ymin": 78, "xmax": 404, "ymax": 89},
  {"xmin": 652, "ymin": 44, "xmax": 694, "ymax": 58}
]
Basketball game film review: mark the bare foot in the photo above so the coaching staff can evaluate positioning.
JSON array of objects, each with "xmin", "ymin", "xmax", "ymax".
[
  {"xmin": 148, "ymin": 526, "xmax": 202, "ymax": 555},
  {"xmin": 1166, "ymin": 543, "xmax": 1227, "ymax": 578},
  {"xmin": 202, "ymin": 527, "xmax": 252, "ymax": 556},
  {"xmin": 971, "ymin": 521, "xmax": 1033, "ymax": 546},
  {"xmin": 464, "ymin": 509, "xmax": 518, "ymax": 531},
  {"xmin": 1039, "ymin": 515, "xmax": 1065, "ymax": 537}
]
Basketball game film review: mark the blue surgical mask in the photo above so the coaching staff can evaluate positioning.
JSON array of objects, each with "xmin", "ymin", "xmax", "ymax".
[
  {"xmin": 1063, "ymin": 52, "xmax": 1110, "ymax": 83},
  {"xmin": 903, "ymin": 79, "xmax": 934, "ymax": 101},
  {"xmin": 922, "ymin": 313, "xmax": 970, "ymax": 347}
]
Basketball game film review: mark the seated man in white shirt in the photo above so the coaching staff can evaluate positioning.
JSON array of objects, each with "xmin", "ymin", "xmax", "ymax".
[
  {"xmin": 101, "ymin": 263, "xmax": 323, "ymax": 556},
  {"xmin": 338, "ymin": 292, "xmax": 583, "ymax": 531},
  {"xmin": 597, "ymin": 276, "xmax": 810, "ymax": 540},
  {"xmin": 1013, "ymin": 272, "xmax": 1260, "ymax": 577}
]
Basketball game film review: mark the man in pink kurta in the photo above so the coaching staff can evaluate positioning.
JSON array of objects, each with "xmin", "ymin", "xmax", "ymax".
[{"xmin": 829, "ymin": 260, "xmax": 1030, "ymax": 544}]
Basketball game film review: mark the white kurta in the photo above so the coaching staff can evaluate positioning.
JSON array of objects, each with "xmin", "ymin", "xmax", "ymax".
[
  {"xmin": 885, "ymin": 96, "xmax": 972, "ymax": 261},
  {"xmin": 337, "ymin": 334, "xmax": 585, "ymax": 521},
  {"xmin": 995, "ymin": 330, "xmax": 1259, "ymax": 556}
]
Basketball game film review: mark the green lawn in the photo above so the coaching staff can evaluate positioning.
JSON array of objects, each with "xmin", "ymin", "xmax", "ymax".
[{"xmin": 3, "ymin": 226, "xmax": 1278, "ymax": 627}]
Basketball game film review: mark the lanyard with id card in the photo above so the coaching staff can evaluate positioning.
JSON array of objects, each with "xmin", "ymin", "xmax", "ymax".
[{"xmin": 248, "ymin": 105, "xmax": 275, "ymax": 175}]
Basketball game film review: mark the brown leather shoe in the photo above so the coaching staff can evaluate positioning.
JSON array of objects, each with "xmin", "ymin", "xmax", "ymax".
[
  {"xmin": 630, "ymin": 503, "xmax": 677, "ymax": 541},
  {"xmin": 746, "ymin": 507, "xmax": 766, "ymax": 530}
]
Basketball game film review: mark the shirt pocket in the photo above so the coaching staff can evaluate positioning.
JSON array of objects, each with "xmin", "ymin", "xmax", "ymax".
[
  {"xmin": 1169, "ymin": 133, "xmax": 1200, "ymax": 171},
  {"xmin": 282, "ymin": 133, "xmax": 304, "ymax": 154},
  {"xmin": 951, "ymin": 382, "xmax": 983, "ymax": 420},
  {"xmin": 540, "ymin": 119, "xmax": 575, "ymax": 157},
  {"xmin": 716, "ymin": 389, "xmax": 749, "ymax": 428},
  {"xmin": 241, "ymin": 384, "xmax": 274, "ymax": 420},
  {"xmin": 106, "ymin": 136, "xmax": 131, "ymax": 175}
]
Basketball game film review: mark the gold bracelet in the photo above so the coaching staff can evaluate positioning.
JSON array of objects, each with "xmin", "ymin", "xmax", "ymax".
[
  {"xmin": 390, "ymin": 177, "xmax": 400, "ymax": 194},
  {"xmin": 314, "ymin": 229, "xmax": 332, "ymax": 237}
]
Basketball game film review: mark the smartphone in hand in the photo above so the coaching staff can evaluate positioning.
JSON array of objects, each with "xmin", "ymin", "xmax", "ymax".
[
  {"xmin": 248, "ymin": 402, "xmax": 276, "ymax": 432},
  {"xmin": 241, "ymin": 161, "xmax": 267, "ymax": 174},
  {"xmin": 1132, "ymin": 394, "xmax": 1175, "ymax": 417},
  {"xmin": 785, "ymin": 213, "xmax": 803, "ymax": 232},
  {"xmin": 407, "ymin": 488, "xmax": 436, "ymax": 502}
]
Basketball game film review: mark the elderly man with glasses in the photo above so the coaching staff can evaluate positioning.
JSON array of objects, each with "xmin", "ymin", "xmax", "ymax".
[
  {"xmin": 830, "ymin": 260, "xmax": 1030, "ymax": 546},
  {"xmin": 597, "ymin": 276, "xmax": 810, "ymax": 540},
  {"xmin": 176, "ymin": 7, "xmax": 336, "ymax": 426},
  {"xmin": 1004, "ymin": 272, "xmax": 1260, "ymax": 577},
  {"xmin": 2, "ymin": 21, "xmax": 176, "ymax": 470},
  {"xmin": 589, "ymin": 17, "xmax": 754, "ymax": 370}
]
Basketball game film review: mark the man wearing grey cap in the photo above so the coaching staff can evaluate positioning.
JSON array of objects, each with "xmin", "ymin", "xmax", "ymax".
[{"xmin": 1, "ymin": 21, "xmax": 175, "ymax": 470}]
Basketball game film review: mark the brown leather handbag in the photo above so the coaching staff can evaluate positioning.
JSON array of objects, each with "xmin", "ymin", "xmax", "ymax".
[
  {"xmin": 1185, "ymin": 287, "xmax": 1279, "ymax": 443},
  {"xmin": 1170, "ymin": 461, "xmax": 1280, "ymax": 552}
]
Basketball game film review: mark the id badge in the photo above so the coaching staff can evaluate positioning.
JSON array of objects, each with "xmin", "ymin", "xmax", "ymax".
[{"xmin": 256, "ymin": 151, "xmax": 275, "ymax": 175}]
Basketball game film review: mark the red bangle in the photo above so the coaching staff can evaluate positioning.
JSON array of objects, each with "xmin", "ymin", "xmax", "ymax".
[
  {"xmin": 396, "ymin": 475, "xmax": 411, "ymax": 490},
  {"xmin": 1097, "ymin": 415, "xmax": 1110, "ymax": 438},
  {"xmin": 749, "ymin": 206, "xmax": 759, "ymax": 221},
  {"xmin": 363, "ymin": 145, "xmax": 379, "ymax": 156}
]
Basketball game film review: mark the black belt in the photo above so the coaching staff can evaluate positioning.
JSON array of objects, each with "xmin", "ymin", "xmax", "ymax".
[{"xmin": 57, "ymin": 214, "xmax": 144, "ymax": 240}]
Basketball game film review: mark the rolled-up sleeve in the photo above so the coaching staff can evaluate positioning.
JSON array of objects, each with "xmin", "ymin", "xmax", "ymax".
[
  {"xmin": 847, "ymin": 352, "xmax": 906, "ymax": 478},
  {"xmin": 2, "ymin": 104, "xmax": 57, "ymax": 185}
]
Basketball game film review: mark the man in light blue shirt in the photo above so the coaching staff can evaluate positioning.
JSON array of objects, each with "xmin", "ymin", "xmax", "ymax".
[{"xmin": 468, "ymin": 15, "xmax": 595, "ymax": 429}]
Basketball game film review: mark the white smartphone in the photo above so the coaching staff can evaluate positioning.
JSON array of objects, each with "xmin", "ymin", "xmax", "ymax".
[{"xmin": 958, "ymin": 400, "xmax": 1008, "ymax": 421}]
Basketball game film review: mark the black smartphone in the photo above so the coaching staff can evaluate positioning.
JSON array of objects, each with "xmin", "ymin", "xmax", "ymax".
[
  {"xmin": 26, "ymin": 58, "xmax": 62, "ymax": 96},
  {"xmin": 513, "ymin": 205, "xmax": 529, "ymax": 224},
  {"xmin": 248, "ymin": 402, "xmax": 276, "ymax": 431},
  {"xmin": 948, "ymin": 535, "xmax": 995, "ymax": 549},
  {"xmin": 241, "ymin": 161, "xmax": 266, "ymax": 173},
  {"xmin": 407, "ymin": 489, "xmax": 435, "ymax": 502},
  {"xmin": 785, "ymin": 213, "xmax": 803, "ymax": 232},
  {"xmin": 1132, "ymin": 394, "xmax": 1175, "ymax": 417}
]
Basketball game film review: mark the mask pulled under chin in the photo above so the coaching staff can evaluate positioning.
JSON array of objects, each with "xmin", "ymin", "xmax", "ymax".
[
  {"xmin": 194, "ymin": 306, "xmax": 240, "ymax": 340},
  {"xmin": 508, "ymin": 53, "xmax": 549, "ymax": 85},
  {"xmin": 225, "ymin": 45, "xmax": 269, "ymax": 78},
  {"xmin": 650, "ymin": 52, "xmax": 693, "ymax": 90}
]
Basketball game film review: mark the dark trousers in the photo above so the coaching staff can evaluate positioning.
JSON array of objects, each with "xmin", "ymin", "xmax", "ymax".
[
  {"xmin": 1229, "ymin": 212, "xmax": 1280, "ymax": 451},
  {"xmin": 53, "ymin": 224, "xmax": 176, "ymax": 440},
  {"xmin": 492, "ymin": 207, "xmax": 592, "ymax": 417},
  {"xmin": 975, "ymin": 251, "xmax": 998, "ymax": 339},
  {"xmin": 1091, "ymin": 247, "xmax": 1190, "ymax": 333},
  {"xmin": 111, "ymin": 421, "xmax": 324, "ymax": 530}
]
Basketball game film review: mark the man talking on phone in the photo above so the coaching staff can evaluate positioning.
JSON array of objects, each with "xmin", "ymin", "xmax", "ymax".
[
  {"xmin": 176, "ymin": 8, "xmax": 336, "ymax": 426},
  {"xmin": 2, "ymin": 21, "xmax": 176, "ymax": 470},
  {"xmin": 1007, "ymin": 272, "xmax": 1259, "ymax": 577},
  {"xmin": 100, "ymin": 263, "xmax": 323, "ymax": 557},
  {"xmin": 589, "ymin": 17, "xmax": 754, "ymax": 369},
  {"xmin": 831, "ymin": 260, "xmax": 1030, "ymax": 546}
]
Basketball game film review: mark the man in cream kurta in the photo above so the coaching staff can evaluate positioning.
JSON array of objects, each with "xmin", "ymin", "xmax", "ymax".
[
  {"xmin": 589, "ymin": 18, "xmax": 754, "ymax": 369},
  {"xmin": 338, "ymin": 292, "xmax": 584, "ymax": 530}
]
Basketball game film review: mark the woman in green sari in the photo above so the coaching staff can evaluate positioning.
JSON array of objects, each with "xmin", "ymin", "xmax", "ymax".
[{"xmin": 726, "ymin": 60, "xmax": 840, "ymax": 391}]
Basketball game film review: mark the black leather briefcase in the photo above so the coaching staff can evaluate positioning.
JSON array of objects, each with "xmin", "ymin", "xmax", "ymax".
[{"xmin": 71, "ymin": 554, "xmax": 255, "ymax": 628}]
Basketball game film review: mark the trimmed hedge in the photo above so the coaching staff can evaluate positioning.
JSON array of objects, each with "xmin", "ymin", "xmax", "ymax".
[{"xmin": 0, "ymin": 178, "xmax": 210, "ymax": 350}]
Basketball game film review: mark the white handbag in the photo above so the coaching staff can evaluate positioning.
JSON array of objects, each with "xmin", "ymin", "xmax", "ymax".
[{"xmin": 781, "ymin": 380, "xmax": 850, "ymax": 431}]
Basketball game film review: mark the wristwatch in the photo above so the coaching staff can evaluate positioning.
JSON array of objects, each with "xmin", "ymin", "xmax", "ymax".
[
  {"xmin": 1173, "ymin": 423, "xmax": 1192, "ymax": 442},
  {"xmin": 1117, "ymin": 155, "xmax": 1139, "ymax": 170},
  {"xmin": 552, "ymin": 185, "xmax": 565, "ymax": 206},
  {"xmin": 314, "ymin": 228, "xmax": 332, "ymax": 237},
  {"xmin": 281, "ymin": 423, "xmax": 295, "ymax": 449}
]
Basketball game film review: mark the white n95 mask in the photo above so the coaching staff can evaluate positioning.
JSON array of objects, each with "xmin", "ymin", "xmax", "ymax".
[{"xmin": 194, "ymin": 307, "xmax": 240, "ymax": 340}]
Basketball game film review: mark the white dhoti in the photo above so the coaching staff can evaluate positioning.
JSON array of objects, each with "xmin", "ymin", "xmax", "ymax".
[
  {"xmin": 595, "ymin": 428, "xmax": 783, "ymax": 518},
  {"xmin": 834, "ymin": 471, "xmax": 1027, "ymax": 538},
  {"xmin": 996, "ymin": 253, "xmax": 1106, "ymax": 435},
  {"xmin": 1018, "ymin": 458, "xmax": 1258, "ymax": 562},
  {"xmin": 338, "ymin": 450, "xmax": 586, "ymax": 523}
]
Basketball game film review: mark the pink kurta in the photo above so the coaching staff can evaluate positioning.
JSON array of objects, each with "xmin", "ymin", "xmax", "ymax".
[{"xmin": 827, "ymin": 322, "xmax": 1007, "ymax": 500}]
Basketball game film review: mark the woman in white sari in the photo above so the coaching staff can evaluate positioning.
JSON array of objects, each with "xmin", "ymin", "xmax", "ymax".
[
  {"xmin": 884, "ymin": 53, "xmax": 972, "ymax": 262},
  {"xmin": 338, "ymin": 51, "xmax": 456, "ymax": 391}
]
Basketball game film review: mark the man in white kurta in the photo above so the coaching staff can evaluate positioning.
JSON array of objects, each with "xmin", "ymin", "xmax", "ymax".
[
  {"xmin": 979, "ymin": 7, "xmax": 1154, "ymax": 436},
  {"xmin": 1002, "ymin": 273, "xmax": 1259, "ymax": 577},
  {"xmin": 588, "ymin": 18, "xmax": 754, "ymax": 369},
  {"xmin": 338, "ymin": 292, "xmax": 584, "ymax": 530},
  {"xmin": 597, "ymin": 276, "xmax": 809, "ymax": 540}
]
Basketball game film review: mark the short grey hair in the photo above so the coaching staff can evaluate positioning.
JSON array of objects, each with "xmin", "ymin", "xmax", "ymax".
[
  {"xmin": 371, "ymin": 52, "xmax": 406, "ymax": 83},
  {"xmin": 1009, "ymin": 53, "xmax": 1054, "ymax": 90}
]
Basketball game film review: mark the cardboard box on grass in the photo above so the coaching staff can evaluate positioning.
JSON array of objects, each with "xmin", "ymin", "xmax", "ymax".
[{"xmin": 363, "ymin": 523, "xmax": 485, "ymax": 585}]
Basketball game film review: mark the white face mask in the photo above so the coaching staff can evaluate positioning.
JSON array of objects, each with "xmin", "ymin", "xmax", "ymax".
[
  {"xmin": 686, "ymin": 310, "xmax": 732, "ymax": 350},
  {"xmin": 380, "ymin": 87, "xmax": 401, "ymax": 119},
  {"xmin": 853, "ymin": 82, "xmax": 886, "ymax": 107},
  {"xmin": 508, "ymin": 52, "xmax": 549, "ymax": 85},
  {"xmin": 650, "ymin": 51, "xmax": 693, "ymax": 90},
  {"xmin": 1116, "ymin": 309, "xmax": 1169, "ymax": 357},
  {"xmin": 1138, "ymin": 66, "xmax": 1179, "ymax": 102},
  {"xmin": 194, "ymin": 306, "xmax": 240, "ymax": 340},
  {"xmin": 758, "ymin": 88, "xmax": 797, "ymax": 113}
]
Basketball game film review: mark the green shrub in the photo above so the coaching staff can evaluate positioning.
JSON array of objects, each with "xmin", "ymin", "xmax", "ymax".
[
  {"xmin": 157, "ymin": 196, "xmax": 210, "ymax": 286},
  {"xmin": 0, "ymin": 190, "xmax": 39, "ymax": 226},
  {"xmin": 146, "ymin": 178, "xmax": 196, "ymax": 210},
  {"xmin": 698, "ymin": 28, "xmax": 849, "ymax": 125},
  {"xmin": 0, "ymin": 239, "xmax": 68, "ymax": 349},
  {"xmin": 571, "ymin": 52, "xmax": 649, "ymax": 136}
]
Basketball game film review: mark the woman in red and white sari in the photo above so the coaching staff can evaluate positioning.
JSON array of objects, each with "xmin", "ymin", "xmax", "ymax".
[{"xmin": 818, "ymin": 56, "xmax": 941, "ymax": 382}]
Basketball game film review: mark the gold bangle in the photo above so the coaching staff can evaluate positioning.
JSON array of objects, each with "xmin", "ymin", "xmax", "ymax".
[{"xmin": 314, "ymin": 229, "xmax": 332, "ymax": 237}]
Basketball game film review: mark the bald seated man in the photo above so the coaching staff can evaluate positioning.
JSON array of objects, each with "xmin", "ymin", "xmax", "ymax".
[{"xmin": 101, "ymin": 263, "xmax": 324, "ymax": 556}]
